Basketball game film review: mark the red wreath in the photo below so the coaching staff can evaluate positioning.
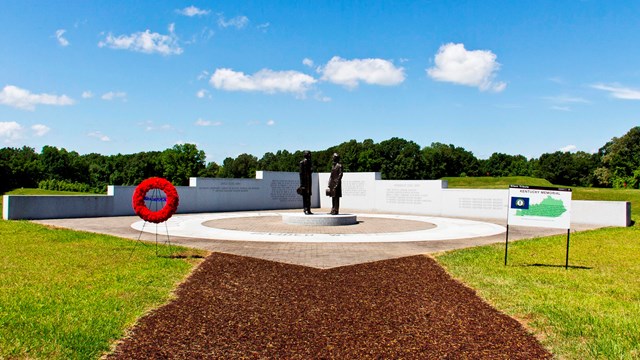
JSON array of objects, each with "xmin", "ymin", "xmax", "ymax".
[{"xmin": 132, "ymin": 177, "xmax": 179, "ymax": 223}]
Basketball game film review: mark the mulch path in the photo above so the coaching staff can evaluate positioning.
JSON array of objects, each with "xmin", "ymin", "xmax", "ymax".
[{"xmin": 107, "ymin": 253, "xmax": 551, "ymax": 359}]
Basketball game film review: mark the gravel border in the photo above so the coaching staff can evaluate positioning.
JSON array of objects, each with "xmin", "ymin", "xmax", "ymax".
[{"xmin": 107, "ymin": 253, "xmax": 551, "ymax": 359}]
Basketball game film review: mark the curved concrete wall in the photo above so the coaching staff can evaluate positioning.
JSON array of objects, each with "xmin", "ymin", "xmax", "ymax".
[{"xmin": 3, "ymin": 171, "xmax": 632, "ymax": 227}]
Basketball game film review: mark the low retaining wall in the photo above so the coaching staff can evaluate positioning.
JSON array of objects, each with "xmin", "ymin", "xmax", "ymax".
[
  {"xmin": 3, "ymin": 171, "xmax": 319, "ymax": 220},
  {"xmin": 317, "ymin": 172, "xmax": 631, "ymax": 227},
  {"xmin": 3, "ymin": 171, "xmax": 632, "ymax": 227}
]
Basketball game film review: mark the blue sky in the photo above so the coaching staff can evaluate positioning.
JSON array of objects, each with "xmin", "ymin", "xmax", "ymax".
[{"xmin": 1, "ymin": 1, "xmax": 639, "ymax": 163}]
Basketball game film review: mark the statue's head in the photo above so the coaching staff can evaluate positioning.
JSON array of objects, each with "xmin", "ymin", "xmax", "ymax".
[
  {"xmin": 303, "ymin": 150, "xmax": 311, "ymax": 159},
  {"xmin": 333, "ymin": 153, "xmax": 340, "ymax": 162}
]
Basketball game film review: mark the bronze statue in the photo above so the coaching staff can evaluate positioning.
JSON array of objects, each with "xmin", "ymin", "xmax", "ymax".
[
  {"xmin": 298, "ymin": 150, "xmax": 313, "ymax": 215},
  {"xmin": 327, "ymin": 153, "xmax": 343, "ymax": 215}
]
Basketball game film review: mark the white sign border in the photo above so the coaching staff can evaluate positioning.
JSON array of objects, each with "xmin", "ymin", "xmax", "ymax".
[{"xmin": 507, "ymin": 185, "xmax": 572, "ymax": 229}]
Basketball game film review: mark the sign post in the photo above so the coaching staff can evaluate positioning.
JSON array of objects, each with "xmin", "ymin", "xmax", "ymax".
[{"xmin": 505, "ymin": 185, "xmax": 572, "ymax": 268}]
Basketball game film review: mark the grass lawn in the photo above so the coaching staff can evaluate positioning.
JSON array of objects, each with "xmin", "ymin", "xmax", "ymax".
[
  {"xmin": 436, "ymin": 227, "xmax": 640, "ymax": 359},
  {"xmin": 442, "ymin": 176, "xmax": 554, "ymax": 189},
  {"xmin": 0, "ymin": 220, "xmax": 206, "ymax": 359},
  {"xmin": 438, "ymin": 177, "xmax": 639, "ymax": 359}
]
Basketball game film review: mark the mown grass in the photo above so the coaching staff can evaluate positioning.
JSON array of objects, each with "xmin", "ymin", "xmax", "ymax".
[
  {"xmin": 442, "ymin": 176, "xmax": 554, "ymax": 189},
  {"xmin": 439, "ymin": 176, "xmax": 639, "ymax": 359},
  {"xmin": 0, "ymin": 220, "xmax": 206, "ymax": 359},
  {"xmin": 436, "ymin": 227, "xmax": 640, "ymax": 359}
]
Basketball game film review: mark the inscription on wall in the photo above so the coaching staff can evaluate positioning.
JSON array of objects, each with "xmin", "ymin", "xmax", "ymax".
[
  {"xmin": 342, "ymin": 180, "xmax": 367, "ymax": 197},
  {"xmin": 270, "ymin": 179, "xmax": 299, "ymax": 202},
  {"xmin": 385, "ymin": 184, "xmax": 430, "ymax": 205},
  {"xmin": 458, "ymin": 197, "xmax": 503, "ymax": 210},
  {"xmin": 201, "ymin": 181, "xmax": 260, "ymax": 193}
]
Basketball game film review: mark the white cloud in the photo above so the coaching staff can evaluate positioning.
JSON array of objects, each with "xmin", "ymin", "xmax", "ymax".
[
  {"xmin": 302, "ymin": 58, "xmax": 314, "ymax": 67},
  {"xmin": 266, "ymin": 119, "xmax": 275, "ymax": 126},
  {"xmin": 55, "ymin": 29, "xmax": 69, "ymax": 47},
  {"xmin": 196, "ymin": 89, "xmax": 210, "ymax": 98},
  {"xmin": 427, "ymin": 43, "xmax": 506, "ymax": 92},
  {"xmin": 218, "ymin": 15, "xmax": 249, "ymax": 29},
  {"xmin": 0, "ymin": 121, "xmax": 23, "ymax": 141},
  {"xmin": 591, "ymin": 83, "xmax": 640, "ymax": 100},
  {"xmin": 31, "ymin": 124, "xmax": 50, "ymax": 137},
  {"xmin": 314, "ymin": 92, "xmax": 331, "ymax": 102},
  {"xmin": 101, "ymin": 91, "xmax": 127, "ymax": 101},
  {"xmin": 0, "ymin": 122, "xmax": 50, "ymax": 141},
  {"xmin": 195, "ymin": 118, "xmax": 222, "ymax": 126},
  {"xmin": 257, "ymin": 22, "xmax": 270, "ymax": 32},
  {"xmin": 544, "ymin": 95, "xmax": 589, "ymax": 104},
  {"xmin": 81, "ymin": 91, "xmax": 94, "ymax": 99},
  {"xmin": 494, "ymin": 103, "xmax": 522, "ymax": 109},
  {"xmin": 560, "ymin": 145, "xmax": 577, "ymax": 152},
  {"xmin": 210, "ymin": 68, "xmax": 317, "ymax": 96},
  {"xmin": 197, "ymin": 27, "xmax": 215, "ymax": 42},
  {"xmin": 545, "ymin": 95, "xmax": 588, "ymax": 111},
  {"xmin": 548, "ymin": 77, "xmax": 566, "ymax": 84},
  {"xmin": 88, "ymin": 131, "xmax": 111, "ymax": 142},
  {"xmin": 0, "ymin": 85, "xmax": 75, "ymax": 111},
  {"xmin": 175, "ymin": 140, "xmax": 199, "ymax": 147},
  {"xmin": 142, "ymin": 121, "xmax": 173, "ymax": 132},
  {"xmin": 319, "ymin": 56, "xmax": 406, "ymax": 89},
  {"xmin": 98, "ymin": 24, "xmax": 183, "ymax": 55},
  {"xmin": 197, "ymin": 70, "xmax": 210, "ymax": 81},
  {"xmin": 177, "ymin": 6, "xmax": 210, "ymax": 17}
]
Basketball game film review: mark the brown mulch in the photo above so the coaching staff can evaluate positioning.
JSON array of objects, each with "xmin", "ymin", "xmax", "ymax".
[{"xmin": 107, "ymin": 254, "xmax": 551, "ymax": 359}]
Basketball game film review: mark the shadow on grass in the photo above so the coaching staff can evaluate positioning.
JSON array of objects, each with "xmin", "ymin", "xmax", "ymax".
[
  {"xmin": 160, "ymin": 253, "xmax": 206, "ymax": 259},
  {"xmin": 521, "ymin": 263, "xmax": 593, "ymax": 270}
]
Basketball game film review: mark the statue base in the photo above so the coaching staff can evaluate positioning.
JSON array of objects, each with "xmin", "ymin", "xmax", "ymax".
[{"xmin": 282, "ymin": 213, "xmax": 357, "ymax": 226}]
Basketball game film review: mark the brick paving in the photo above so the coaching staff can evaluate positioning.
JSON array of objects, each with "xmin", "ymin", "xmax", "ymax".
[
  {"xmin": 204, "ymin": 215, "xmax": 435, "ymax": 234},
  {"xmin": 33, "ymin": 208, "xmax": 601, "ymax": 269}
]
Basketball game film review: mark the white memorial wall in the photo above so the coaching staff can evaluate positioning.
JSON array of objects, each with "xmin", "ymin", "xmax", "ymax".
[{"xmin": 2, "ymin": 171, "xmax": 631, "ymax": 227}]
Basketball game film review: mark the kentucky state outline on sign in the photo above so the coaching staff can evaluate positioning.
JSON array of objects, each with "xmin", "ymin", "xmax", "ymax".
[
  {"xmin": 508, "ymin": 185, "xmax": 572, "ymax": 229},
  {"xmin": 516, "ymin": 195, "xmax": 567, "ymax": 218}
]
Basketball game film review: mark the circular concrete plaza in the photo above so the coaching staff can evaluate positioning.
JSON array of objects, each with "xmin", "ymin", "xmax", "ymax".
[{"xmin": 131, "ymin": 211, "xmax": 506, "ymax": 243}]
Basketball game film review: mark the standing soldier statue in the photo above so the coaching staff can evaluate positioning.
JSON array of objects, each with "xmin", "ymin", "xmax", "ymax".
[
  {"xmin": 298, "ymin": 150, "xmax": 313, "ymax": 215},
  {"xmin": 328, "ymin": 153, "xmax": 343, "ymax": 215}
]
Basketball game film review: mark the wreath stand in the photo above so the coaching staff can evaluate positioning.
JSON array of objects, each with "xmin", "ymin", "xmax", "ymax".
[
  {"xmin": 134, "ymin": 224, "xmax": 172, "ymax": 256},
  {"xmin": 131, "ymin": 178, "xmax": 180, "ymax": 257}
]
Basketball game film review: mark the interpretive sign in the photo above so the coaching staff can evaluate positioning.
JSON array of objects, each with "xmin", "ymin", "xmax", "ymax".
[
  {"xmin": 505, "ymin": 184, "xmax": 573, "ymax": 268},
  {"xmin": 507, "ymin": 185, "xmax": 572, "ymax": 229}
]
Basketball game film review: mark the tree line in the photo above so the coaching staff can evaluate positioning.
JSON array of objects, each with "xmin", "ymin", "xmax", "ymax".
[{"xmin": 1, "ymin": 126, "xmax": 639, "ymax": 194}]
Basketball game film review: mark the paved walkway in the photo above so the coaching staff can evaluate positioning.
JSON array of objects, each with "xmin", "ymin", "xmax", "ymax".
[
  {"xmin": 34, "ymin": 208, "xmax": 601, "ymax": 269},
  {"xmin": 131, "ymin": 212, "xmax": 507, "ymax": 243}
]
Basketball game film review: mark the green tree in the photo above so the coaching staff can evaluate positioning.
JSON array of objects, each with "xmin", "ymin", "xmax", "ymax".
[
  {"xmin": 378, "ymin": 138, "xmax": 426, "ymax": 179},
  {"xmin": 480, "ymin": 153, "xmax": 532, "ymax": 177},
  {"xmin": 219, "ymin": 153, "xmax": 259, "ymax": 178},
  {"xmin": 595, "ymin": 126, "xmax": 640, "ymax": 188},
  {"xmin": 535, "ymin": 151, "xmax": 598, "ymax": 187},
  {"xmin": 39, "ymin": 146, "xmax": 87, "ymax": 183},
  {"xmin": 201, "ymin": 161, "xmax": 221, "ymax": 178},
  {"xmin": 423, "ymin": 142, "xmax": 478, "ymax": 179},
  {"xmin": 161, "ymin": 144, "xmax": 207, "ymax": 185},
  {"xmin": 356, "ymin": 139, "xmax": 381, "ymax": 173},
  {"xmin": 0, "ymin": 146, "xmax": 41, "ymax": 193},
  {"xmin": 258, "ymin": 149, "xmax": 302, "ymax": 172}
]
